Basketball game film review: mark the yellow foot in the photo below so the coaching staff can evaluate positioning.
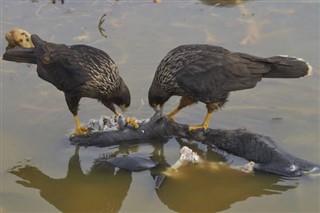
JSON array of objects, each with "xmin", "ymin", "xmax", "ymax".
[
  {"xmin": 126, "ymin": 117, "xmax": 140, "ymax": 129},
  {"xmin": 188, "ymin": 125, "xmax": 208, "ymax": 131},
  {"xmin": 71, "ymin": 126, "xmax": 88, "ymax": 137}
]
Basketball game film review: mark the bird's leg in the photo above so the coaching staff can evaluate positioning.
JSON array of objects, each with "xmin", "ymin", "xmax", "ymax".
[
  {"xmin": 66, "ymin": 95, "xmax": 88, "ymax": 137},
  {"xmin": 72, "ymin": 115, "xmax": 88, "ymax": 136},
  {"xmin": 166, "ymin": 108, "xmax": 179, "ymax": 122},
  {"xmin": 188, "ymin": 112, "xmax": 213, "ymax": 131},
  {"xmin": 167, "ymin": 96, "xmax": 194, "ymax": 122},
  {"xmin": 188, "ymin": 103, "xmax": 218, "ymax": 131}
]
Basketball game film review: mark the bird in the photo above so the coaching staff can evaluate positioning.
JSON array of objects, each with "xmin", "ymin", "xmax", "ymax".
[
  {"xmin": 148, "ymin": 44, "xmax": 312, "ymax": 131},
  {"xmin": 3, "ymin": 34, "xmax": 131, "ymax": 137}
]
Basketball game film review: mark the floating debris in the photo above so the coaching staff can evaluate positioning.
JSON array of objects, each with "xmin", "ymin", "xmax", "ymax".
[
  {"xmin": 157, "ymin": 146, "xmax": 256, "ymax": 189},
  {"xmin": 166, "ymin": 146, "xmax": 255, "ymax": 174},
  {"xmin": 98, "ymin": 13, "xmax": 107, "ymax": 38},
  {"xmin": 231, "ymin": 161, "xmax": 255, "ymax": 173},
  {"xmin": 171, "ymin": 146, "xmax": 202, "ymax": 170}
]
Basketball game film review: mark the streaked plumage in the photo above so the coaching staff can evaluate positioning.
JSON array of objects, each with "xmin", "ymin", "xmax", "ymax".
[
  {"xmin": 148, "ymin": 44, "xmax": 312, "ymax": 131},
  {"xmin": 3, "ymin": 34, "xmax": 130, "ymax": 136}
]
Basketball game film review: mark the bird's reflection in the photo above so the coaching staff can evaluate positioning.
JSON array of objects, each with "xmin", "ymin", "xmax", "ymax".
[
  {"xmin": 9, "ymin": 139, "xmax": 298, "ymax": 213},
  {"xmin": 9, "ymin": 146, "xmax": 131, "ymax": 213}
]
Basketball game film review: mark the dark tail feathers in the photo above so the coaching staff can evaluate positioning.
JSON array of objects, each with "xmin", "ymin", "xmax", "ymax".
[{"xmin": 262, "ymin": 56, "xmax": 312, "ymax": 78}]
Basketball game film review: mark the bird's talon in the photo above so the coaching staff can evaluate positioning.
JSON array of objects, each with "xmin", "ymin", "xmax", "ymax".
[
  {"xmin": 188, "ymin": 125, "xmax": 208, "ymax": 132},
  {"xmin": 71, "ymin": 127, "xmax": 89, "ymax": 137},
  {"xmin": 126, "ymin": 117, "xmax": 140, "ymax": 129}
]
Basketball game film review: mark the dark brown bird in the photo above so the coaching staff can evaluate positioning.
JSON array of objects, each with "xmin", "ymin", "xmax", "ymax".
[
  {"xmin": 3, "ymin": 34, "xmax": 131, "ymax": 137},
  {"xmin": 148, "ymin": 44, "xmax": 312, "ymax": 131}
]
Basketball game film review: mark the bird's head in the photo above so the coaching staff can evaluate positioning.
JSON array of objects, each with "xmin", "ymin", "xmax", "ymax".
[
  {"xmin": 114, "ymin": 78, "xmax": 131, "ymax": 112},
  {"xmin": 148, "ymin": 84, "xmax": 169, "ymax": 111}
]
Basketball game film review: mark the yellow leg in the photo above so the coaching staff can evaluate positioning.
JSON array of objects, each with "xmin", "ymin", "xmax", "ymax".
[
  {"xmin": 188, "ymin": 111, "xmax": 213, "ymax": 131},
  {"xmin": 166, "ymin": 107, "xmax": 180, "ymax": 122},
  {"xmin": 188, "ymin": 103, "xmax": 219, "ymax": 131},
  {"xmin": 71, "ymin": 115, "xmax": 88, "ymax": 137},
  {"xmin": 166, "ymin": 97, "xmax": 195, "ymax": 122}
]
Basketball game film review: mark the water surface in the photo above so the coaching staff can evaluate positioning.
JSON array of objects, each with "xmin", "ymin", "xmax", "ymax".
[{"xmin": 1, "ymin": 1, "xmax": 319, "ymax": 212}]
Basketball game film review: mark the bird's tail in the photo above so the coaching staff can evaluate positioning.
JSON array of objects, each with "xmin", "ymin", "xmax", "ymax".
[
  {"xmin": 3, "ymin": 47, "xmax": 37, "ymax": 64},
  {"xmin": 262, "ymin": 56, "xmax": 312, "ymax": 78}
]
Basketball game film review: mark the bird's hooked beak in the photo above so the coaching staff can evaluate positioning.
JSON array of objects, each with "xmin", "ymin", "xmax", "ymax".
[
  {"xmin": 120, "ymin": 104, "xmax": 128, "ymax": 112},
  {"xmin": 152, "ymin": 104, "xmax": 163, "ymax": 113}
]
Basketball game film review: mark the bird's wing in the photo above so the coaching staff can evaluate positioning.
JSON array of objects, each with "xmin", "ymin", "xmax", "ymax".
[
  {"xmin": 35, "ymin": 44, "xmax": 97, "ymax": 91},
  {"xmin": 176, "ymin": 53, "xmax": 269, "ymax": 100},
  {"xmin": 221, "ymin": 53, "xmax": 269, "ymax": 91}
]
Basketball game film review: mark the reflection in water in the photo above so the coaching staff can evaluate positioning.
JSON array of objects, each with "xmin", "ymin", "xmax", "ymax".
[
  {"xmin": 9, "ymin": 139, "xmax": 299, "ymax": 212},
  {"xmin": 9, "ymin": 147, "xmax": 132, "ymax": 212},
  {"xmin": 157, "ymin": 167, "xmax": 297, "ymax": 212},
  {"xmin": 157, "ymin": 141, "xmax": 298, "ymax": 213}
]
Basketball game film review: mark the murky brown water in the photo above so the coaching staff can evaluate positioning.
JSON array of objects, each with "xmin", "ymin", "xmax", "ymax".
[{"xmin": 1, "ymin": 1, "xmax": 319, "ymax": 212}]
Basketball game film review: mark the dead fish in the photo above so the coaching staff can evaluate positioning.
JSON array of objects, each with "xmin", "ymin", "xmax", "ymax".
[{"xmin": 100, "ymin": 156, "xmax": 158, "ymax": 171}]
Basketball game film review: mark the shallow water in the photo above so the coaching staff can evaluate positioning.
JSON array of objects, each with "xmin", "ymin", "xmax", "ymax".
[{"xmin": 1, "ymin": 1, "xmax": 319, "ymax": 212}]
